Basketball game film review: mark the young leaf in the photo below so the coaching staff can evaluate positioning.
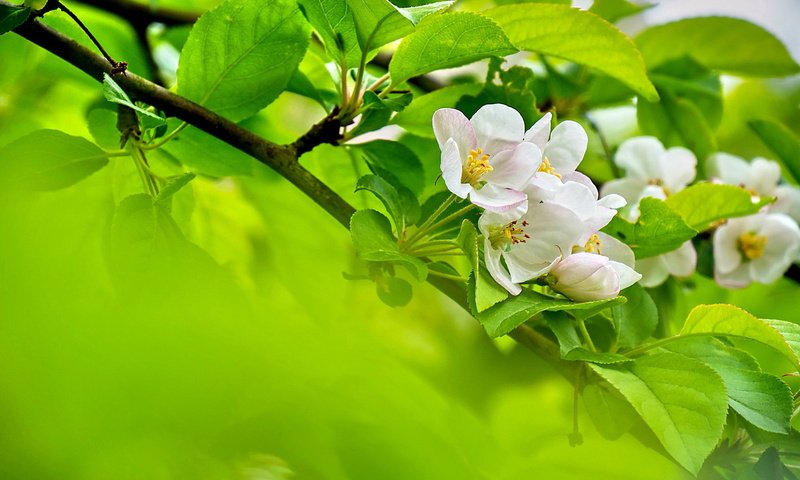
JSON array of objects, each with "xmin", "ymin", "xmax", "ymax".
[
  {"xmin": 177, "ymin": 0, "xmax": 311, "ymax": 121},
  {"xmin": 355, "ymin": 174, "xmax": 418, "ymax": 233},
  {"xmin": 680, "ymin": 304, "xmax": 799, "ymax": 367},
  {"xmin": 389, "ymin": 12, "xmax": 516, "ymax": 86},
  {"xmin": 346, "ymin": 0, "xmax": 453, "ymax": 52},
  {"xmin": 486, "ymin": 4, "xmax": 658, "ymax": 101},
  {"xmin": 297, "ymin": 0, "xmax": 361, "ymax": 66},
  {"xmin": 0, "ymin": 4, "xmax": 30, "ymax": 35},
  {"xmin": 590, "ymin": 353, "xmax": 728, "ymax": 475},
  {"xmin": 392, "ymin": 83, "xmax": 482, "ymax": 138},
  {"xmin": 612, "ymin": 284, "xmax": 658, "ymax": 348},
  {"xmin": 103, "ymin": 74, "xmax": 166, "ymax": 129},
  {"xmin": 750, "ymin": 119, "xmax": 800, "ymax": 184},
  {"xmin": 155, "ymin": 172, "xmax": 196, "ymax": 207},
  {"xmin": 636, "ymin": 17, "xmax": 800, "ymax": 77},
  {"xmin": 456, "ymin": 220, "xmax": 478, "ymax": 271},
  {"xmin": 376, "ymin": 276, "xmax": 413, "ymax": 307},
  {"xmin": 0, "ymin": 129, "xmax": 110, "ymax": 190},
  {"xmin": 475, "ymin": 288, "xmax": 624, "ymax": 337},
  {"xmin": 351, "ymin": 140, "xmax": 425, "ymax": 195},
  {"xmin": 589, "ymin": 0, "xmax": 652, "ymax": 23},
  {"xmin": 601, "ymin": 197, "xmax": 697, "ymax": 258},
  {"xmin": 349, "ymin": 91, "xmax": 412, "ymax": 138},
  {"xmin": 350, "ymin": 209, "xmax": 427, "ymax": 280},
  {"xmin": 665, "ymin": 183, "xmax": 772, "ymax": 232}
]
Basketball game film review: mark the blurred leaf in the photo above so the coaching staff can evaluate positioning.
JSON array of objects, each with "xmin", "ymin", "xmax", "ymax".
[
  {"xmin": 680, "ymin": 304, "xmax": 800, "ymax": 367},
  {"xmin": 392, "ymin": 83, "xmax": 482, "ymax": 137},
  {"xmin": 456, "ymin": 58, "xmax": 540, "ymax": 128},
  {"xmin": 155, "ymin": 172, "xmax": 196, "ymax": 207},
  {"xmin": 350, "ymin": 91, "xmax": 412, "ymax": 138},
  {"xmin": 389, "ymin": 12, "xmax": 516, "ymax": 85},
  {"xmin": 583, "ymin": 381, "xmax": 637, "ymax": 440},
  {"xmin": 487, "ymin": 4, "xmax": 658, "ymax": 101},
  {"xmin": 0, "ymin": 4, "xmax": 30, "ymax": 35},
  {"xmin": 87, "ymin": 107, "xmax": 121, "ymax": 149},
  {"xmin": 612, "ymin": 284, "xmax": 658, "ymax": 348},
  {"xmin": 546, "ymin": 312, "xmax": 632, "ymax": 364},
  {"xmin": 589, "ymin": 0, "xmax": 651, "ymax": 23},
  {"xmin": 636, "ymin": 17, "xmax": 800, "ymax": 77},
  {"xmin": 163, "ymin": 127, "xmax": 254, "ymax": 177},
  {"xmin": 355, "ymin": 174, "xmax": 419, "ymax": 233},
  {"xmin": 177, "ymin": 0, "xmax": 310, "ymax": 121},
  {"xmin": 750, "ymin": 119, "xmax": 800, "ymax": 184},
  {"xmin": 352, "ymin": 140, "xmax": 425, "ymax": 195},
  {"xmin": 602, "ymin": 197, "xmax": 697, "ymax": 259},
  {"xmin": 637, "ymin": 90, "xmax": 716, "ymax": 162},
  {"xmin": 665, "ymin": 183, "xmax": 772, "ymax": 231},
  {"xmin": 665, "ymin": 339, "xmax": 792, "ymax": 434},
  {"xmin": 475, "ymin": 288, "xmax": 624, "ymax": 337},
  {"xmin": 350, "ymin": 209, "xmax": 427, "ymax": 280},
  {"xmin": 103, "ymin": 74, "xmax": 166, "ymax": 130},
  {"xmin": 762, "ymin": 319, "xmax": 800, "ymax": 364},
  {"xmin": 0, "ymin": 129, "xmax": 109, "ymax": 191},
  {"xmin": 591, "ymin": 353, "xmax": 728, "ymax": 475},
  {"xmin": 376, "ymin": 275, "xmax": 413, "ymax": 307},
  {"xmin": 287, "ymin": 69, "xmax": 330, "ymax": 111}
]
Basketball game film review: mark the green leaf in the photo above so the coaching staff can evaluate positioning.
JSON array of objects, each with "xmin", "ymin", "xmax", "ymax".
[
  {"xmin": 392, "ymin": 83, "xmax": 482, "ymax": 137},
  {"xmin": 588, "ymin": 0, "xmax": 651, "ymax": 23},
  {"xmin": 583, "ymin": 381, "xmax": 637, "ymax": 441},
  {"xmin": 456, "ymin": 58, "xmax": 540, "ymax": 128},
  {"xmin": 476, "ymin": 288, "xmax": 624, "ymax": 337},
  {"xmin": 665, "ymin": 183, "xmax": 772, "ymax": 232},
  {"xmin": 612, "ymin": 284, "xmax": 658, "ymax": 348},
  {"xmin": 456, "ymin": 220, "xmax": 478, "ymax": 271},
  {"xmin": 376, "ymin": 276, "xmax": 412, "ymax": 307},
  {"xmin": 177, "ymin": 0, "xmax": 310, "ymax": 121},
  {"xmin": 355, "ymin": 174, "xmax": 418, "ymax": 233},
  {"xmin": 590, "ymin": 353, "xmax": 728, "ymax": 475},
  {"xmin": 86, "ymin": 107, "xmax": 121, "ymax": 150},
  {"xmin": 0, "ymin": 4, "xmax": 30, "ymax": 35},
  {"xmin": 350, "ymin": 140, "xmax": 425, "ymax": 195},
  {"xmin": 637, "ymin": 90, "xmax": 716, "ymax": 162},
  {"xmin": 546, "ymin": 312, "xmax": 632, "ymax": 364},
  {"xmin": 155, "ymin": 172, "xmax": 196, "ymax": 207},
  {"xmin": 680, "ymin": 304, "xmax": 799, "ymax": 367},
  {"xmin": 636, "ymin": 17, "xmax": 800, "ymax": 77},
  {"xmin": 602, "ymin": 197, "xmax": 697, "ymax": 259},
  {"xmin": 762, "ymin": 319, "xmax": 800, "ymax": 365},
  {"xmin": 350, "ymin": 209, "xmax": 427, "ymax": 280},
  {"xmin": 103, "ymin": 74, "xmax": 166, "ymax": 130},
  {"xmin": 389, "ymin": 12, "xmax": 516, "ymax": 86},
  {"xmin": 458, "ymin": 222, "xmax": 509, "ymax": 312},
  {"xmin": 349, "ymin": 91, "xmax": 412, "ymax": 138},
  {"xmin": 0, "ymin": 129, "xmax": 109, "ymax": 190},
  {"xmin": 287, "ymin": 69, "xmax": 330, "ymax": 110},
  {"xmin": 750, "ymin": 119, "xmax": 800, "ymax": 184},
  {"xmin": 346, "ymin": 0, "xmax": 453, "ymax": 52},
  {"xmin": 162, "ymin": 127, "xmax": 254, "ymax": 177},
  {"xmin": 665, "ymin": 339, "xmax": 792, "ymax": 434},
  {"xmin": 297, "ymin": 0, "xmax": 361, "ymax": 66},
  {"xmin": 486, "ymin": 4, "xmax": 658, "ymax": 101}
]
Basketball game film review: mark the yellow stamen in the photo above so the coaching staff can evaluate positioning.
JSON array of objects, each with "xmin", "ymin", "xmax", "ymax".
[
  {"xmin": 537, "ymin": 157, "xmax": 561, "ymax": 179},
  {"xmin": 571, "ymin": 233, "xmax": 603, "ymax": 255},
  {"xmin": 462, "ymin": 148, "xmax": 492, "ymax": 186},
  {"xmin": 738, "ymin": 231, "xmax": 767, "ymax": 260},
  {"xmin": 489, "ymin": 220, "xmax": 530, "ymax": 251}
]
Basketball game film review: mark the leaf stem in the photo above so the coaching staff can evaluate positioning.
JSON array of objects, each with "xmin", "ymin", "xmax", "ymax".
[
  {"xmin": 576, "ymin": 318, "xmax": 597, "ymax": 352},
  {"xmin": 403, "ymin": 194, "xmax": 458, "ymax": 247},
  {"xmin": 427, "ymin": 270, "xmax": 467, "ymax": 282},
  {"xmin": 141, "ymin": 121, "xmax": 188, "ymax": 150}
]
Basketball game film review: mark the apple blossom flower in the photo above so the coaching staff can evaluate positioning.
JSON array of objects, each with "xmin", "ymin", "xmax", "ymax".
[
  {"xmin": 548, "ymin": 252, "xmax": 641, "ymax": 302},
  {"xmin": 635, "ymin": 241, "xmax": 697, "ymax": 288},
  {"xmin": 774, "ymin": 184, "xmax": 800, "ymax": 224},
  {"xmin": 601, "ymin": 136, "xmax": 696, "ymax": 206},
  {"xmin": 707, "ymin": 153, "xmax": 781, "ymax": 199},
  {"xmin": 433, "ymin": 104, "xmax": 541, "ymax": 213},
  {"xmin": 479, "ymin": 202, "xmax": 585, "ymax": 295},
  {"xmin": 523, "ymin": 112, "xmax": 589, "ymax": 182},
  {"xmin": 713, "ymin": 212, "xmax": 800, "ymax": 288}
]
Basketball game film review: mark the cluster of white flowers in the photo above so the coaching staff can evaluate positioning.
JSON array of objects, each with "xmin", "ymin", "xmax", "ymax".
[
  {"xmin": 602, "ymin": 137, "xmax": 800, "ymax": 289},
  {"xmin": 433, "ymin": 104, "xmax": 641, "ymax": 301}
]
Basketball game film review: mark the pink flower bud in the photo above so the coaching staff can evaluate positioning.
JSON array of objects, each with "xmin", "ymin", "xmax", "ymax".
[{"xmin": 550, "ymin": 252, "xmax": 621, "ymax": 302}]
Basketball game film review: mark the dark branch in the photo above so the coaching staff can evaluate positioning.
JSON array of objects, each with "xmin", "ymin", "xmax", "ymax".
[{"xmin": 71, "ymin": 0, "xmax": 200, "ymax": 27}]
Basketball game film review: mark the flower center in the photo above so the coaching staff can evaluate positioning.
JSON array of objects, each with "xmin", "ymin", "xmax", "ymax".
[
  {"xmin": 647, "ymin": 178, "xmax": 671, "ymax": 196},
  {"xmin": 488, "ymin": 220, "xmax": 530, "ymax": 251},
  {"xmin": 462, "ymin": 148, "xmax": 492, "ymax": 186},
  {"xmin": 737, "ymin": 231, "xmax": 767, "ymax": 260},
  {"xmin": 537, "ymin": 156, "xmax": 561, "ymax": 179}
]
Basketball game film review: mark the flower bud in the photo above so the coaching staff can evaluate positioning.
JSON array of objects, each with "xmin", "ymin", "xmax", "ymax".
[{"xmin": 549, "ymin": 252, "xmax": 621, "ymax": 302}]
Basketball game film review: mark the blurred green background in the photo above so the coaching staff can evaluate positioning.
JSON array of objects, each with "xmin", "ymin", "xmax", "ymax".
[{"xmin": 2, "ymin": 1, "xmax": 800, "ymax": 479}]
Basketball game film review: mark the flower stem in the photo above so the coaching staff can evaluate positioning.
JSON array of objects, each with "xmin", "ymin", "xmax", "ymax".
[
  {"xmin": 576, "ymin": 318, "xmax": 597, "ymax": 352},
  {"xmin": 403, "ymin": 195, "xmax": 459, "ymax": 248}
]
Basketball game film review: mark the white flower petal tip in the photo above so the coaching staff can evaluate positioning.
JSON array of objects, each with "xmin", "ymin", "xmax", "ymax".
[{"xmin": 549, "ymin": 252, "xmax": 629, "ymax": 302}]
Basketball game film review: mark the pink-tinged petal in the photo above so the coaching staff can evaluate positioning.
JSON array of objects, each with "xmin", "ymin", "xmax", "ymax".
[
  {"xmin": 470, "ymin": 104, "xmax": 525, "ymax": 154},
  {"xmin": 484, "ymin": 141, "xmax": 541, "ymax": 190},
  {"xmin": 550, "ymin": 253, "xmax": 620, "ymax": 301},
  {"xmin": 715, "ymin": 263, "xmax": 752, "ymax": 289},
  {"xmin": 469, "ymin": 184, "xmax": 527, "ymax": 213},
  {"xmin": 615, "ymin": 136, "xmax": 665, "ymax": 181},
  {"xmin": 713, "ymin": 221, "xmax": 745, "ymax": 275},
  {"xmin": 441, "ymin": 138, "xmax": 470, "ymax": 198},
  {"xmin": 750, "ymin": 157, "xmax": 781, "ymax": 196},
  {"xmin": 484, "ymin": 240, "xmax": 521, "ymax": 295},
  {"xmin": 523, "ymin": 112, "xmax": 552, "ymax": 150},
  {"xmin": 597, "ymin": 232, "xmax": 635, "ymax": 267},
  {"xmin": 563, "ymin": 171, "xmax": 598, "ymax": 198},
  {"xmin": 707, "ymin": 152, "xmax": 749, "ymax": 186},
  {"xmin": 521, "ymin": 202, "xmax": 586, "ymax": 257},
  {"xmin": 636, "ymin": 256, "xmax": 670, "ymax": 288},
  {"xmin": 543, "ymin": 120, "xmax": 588, "ymax": 176},
  {"xmin": 600, "ymin": 178, "xmax": 646, "ymax": 205},
  {"xmin": 661, "ymin": 147, "xmax": 697, "ymax": 193},
  {"xmin": 506, "ymin": 250, "xmax": 560, "ymax": 284},
  {"xmin": 433, "ymin": 108, "xmax": 476, "ymax": 155},
  {"xmin": 610, "ymin": 261, "xmax": 641, "ymax": 290},
  {"xmin": 663, "ymin": 241, "xmax": 697, "ymax": 277}
]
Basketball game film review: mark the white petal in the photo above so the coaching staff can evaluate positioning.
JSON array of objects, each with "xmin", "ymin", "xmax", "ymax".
[
  {"xmin": 523, "ymin": 112, "xmax": 552, "ymax": 150},
  {"xmin": 661, "ymin": 147, "xmax": 696, "ymax": 193},
  {"xmin": 543, "ymin": 120, "xmax": 588, "ymax": 176},
  {"xmin": 469, "ymin": 184, "xmax": 527, "ymax": 213},
  {"xmin": 506, "ymin": 250, "xmax": 560, "ymax": 284},
  {"xmin": 610, "ymin": 261, "xmax": 642, "ymax": 290},
  {"xmin": 470, "ymin": 104, "xmax": 525, "ymax": 154},
  {"xmin": 598, "ymin": 193, "xmax": 626, "ymax": 210},
  {"xmin": 773, "ymin": 184, "xmax": 800, "ymax": 223},
  {"xmin": 614, "ymin": 136, "xmax": 665, "ymax": 181},
  {"xmin": 597, "ymin": 232, "xmax": 635, "ymax": 267},
  {"xmin": 636, "ymin": 256, "xmax": 670, "ymax": 288},
  {"xmin": 715, "ymin": 263, "xmax": 752, "ymax": 289},
  {"xmin": 441, "ymin": 138, "xmax": 470, "ymax": 198},
  {"xmin": 749, "ymin": 158, "xmax": 781, "ymax": 196},
  {"xmin": 483, "ymin": 141, "xmax": 541, "ymax": 190},
  {"xmin": 713, "ymin": 221, "xmax": 744, "ymax": 275},
  {"xmin": 563, "ymin": 171, "xmax": 598, "ymax": 198},
  {"xmin": 484, "ymin": 240, "xmax": 521, "ymax": 296},
  {"xmin": 753, "ymin": 213, "xmax": 800, "ymax": 282},
  {"xmin": 522, "ymin": 202, "xmax": 586, "ymax": 256},
  {"xmin": 551, "ymin": 253, "xmax": 620, "ymax": 301},
  {"xmin": 707, "ymin": 152, "xmax": 749, "ymax": 186},
  {"xmin": 663, "ymin": 241, "xmax": 697, "ymax": 277},
  {"xmin": 433, "ymin": 108, "xmax": 476, "ymax": 156},
  {"xmin": 600, "ymin": 178, "xmax": 646, "ymax": 205}
]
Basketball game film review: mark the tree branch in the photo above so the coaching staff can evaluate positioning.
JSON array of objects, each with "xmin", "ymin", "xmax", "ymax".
[{"xmin": 71, "ymin": 0, "xmax": 200, "ymax": 27}]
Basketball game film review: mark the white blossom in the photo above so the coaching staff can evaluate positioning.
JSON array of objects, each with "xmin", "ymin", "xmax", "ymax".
[
  {"xmin": 524, "ymin": 112, "xmax": 589, "ymax": 182},
  {"xmin": 549, "ymin": 252, "xmax": 641, "ymax": 302}
]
